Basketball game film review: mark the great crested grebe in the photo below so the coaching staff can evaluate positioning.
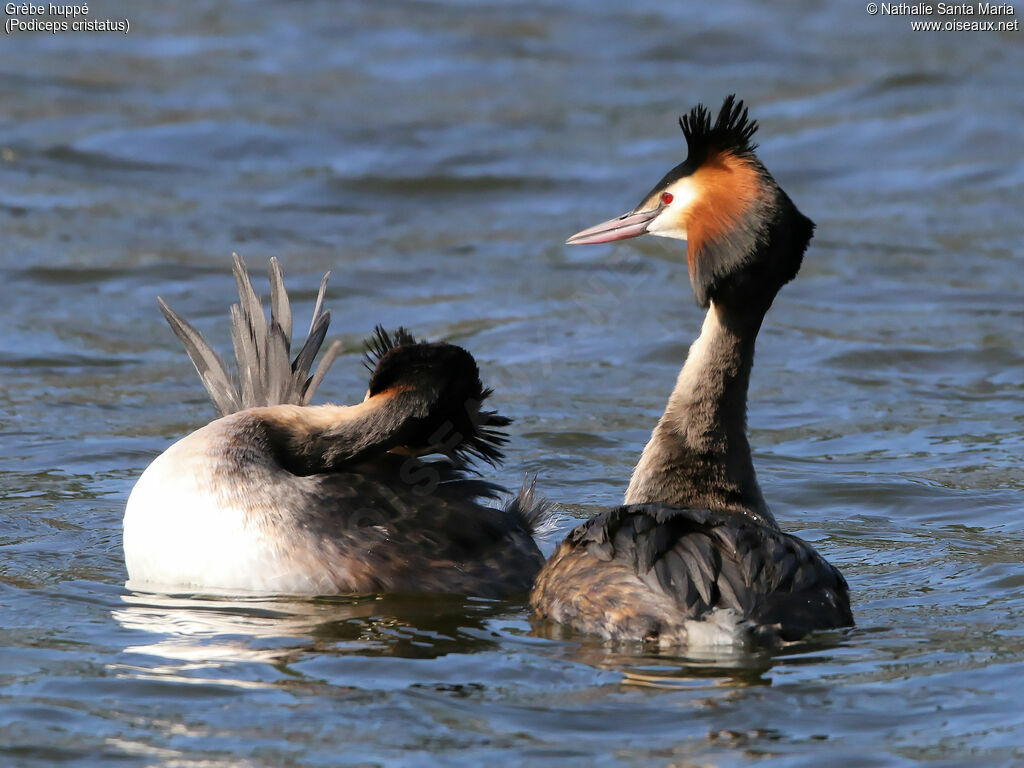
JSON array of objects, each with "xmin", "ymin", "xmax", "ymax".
[
  {"xmin": 531, "ymin": 96, "xmax": 853, "ymax": 646},
  {"xmin": 124, "ymin": 255, "xmax": 547, "ymax": 596}
]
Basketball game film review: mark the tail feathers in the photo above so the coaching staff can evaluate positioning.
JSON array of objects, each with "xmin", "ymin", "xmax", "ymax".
[
  {"xmin": 160, "ymin": 254, "xmax": 340, "ymax": 416},
  {"xmin": 505, "ymin": 477, "xmax": 558, "ymax": 539}
]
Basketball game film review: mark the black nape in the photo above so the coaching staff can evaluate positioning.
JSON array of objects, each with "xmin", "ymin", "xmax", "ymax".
[{"xmin": 698, "ymin": 188, "xmax": 815, "ymax": 314}]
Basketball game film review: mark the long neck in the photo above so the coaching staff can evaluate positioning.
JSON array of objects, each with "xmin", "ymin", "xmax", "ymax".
[
  {"xmin": 255, "ymin": 398, "xmax": 411, "ymax": 475},
  {"xmin": 624, "ymin": 301, "xmax": 776, "ymax": 528}
]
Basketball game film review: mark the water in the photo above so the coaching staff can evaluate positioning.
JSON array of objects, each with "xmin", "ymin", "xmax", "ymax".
[{"xmin": 2, "ymin": 0, "xmax": 1022, "ymax": 764}]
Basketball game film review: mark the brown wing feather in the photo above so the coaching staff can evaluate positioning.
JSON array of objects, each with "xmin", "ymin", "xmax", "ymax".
[{"xmin": 532, "ymin": 503, "xmax": 852, "ymax": 645}]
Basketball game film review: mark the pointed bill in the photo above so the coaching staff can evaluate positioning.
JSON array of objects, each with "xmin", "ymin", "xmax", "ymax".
[{"xmin": 565, "ymin": 208, "xmax": 661, "ymax": 245}]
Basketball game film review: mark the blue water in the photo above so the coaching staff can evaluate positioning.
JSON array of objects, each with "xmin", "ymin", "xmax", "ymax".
[{"xmin": 2, "ymin": 1, "xmax": 1023, "ymax": 765}]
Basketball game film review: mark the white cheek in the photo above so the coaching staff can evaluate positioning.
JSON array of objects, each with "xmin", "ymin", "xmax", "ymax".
[
  {"xmin": 646, "ymin": 177, "xmax": 697, "ymax": 241},
  {"xmin": 647, "ymin": 216, "xmax": 688, "ymax": 240}
]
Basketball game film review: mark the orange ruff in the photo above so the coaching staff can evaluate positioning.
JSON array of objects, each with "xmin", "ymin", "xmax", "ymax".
[{"xmin": 685, "ymin": 152, "xmax": 762, "ymax": 275}]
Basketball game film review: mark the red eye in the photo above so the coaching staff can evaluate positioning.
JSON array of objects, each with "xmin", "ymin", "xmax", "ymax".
[{"xmin": 660, "ymin": 192, "xmax": 674, "ymax": 205}]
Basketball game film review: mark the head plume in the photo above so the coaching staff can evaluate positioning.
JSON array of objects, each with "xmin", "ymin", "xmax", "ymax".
[
  {"xmin": 673, "ymin": 96, "xmax": 811, "ymax": 311},
  {"xmin": 565, "ymin": 95, "xmax": 812, "ymax": 313},
  {"xmin": 679, "ymin": 94, "xmax": 759, "ymax": 163}
]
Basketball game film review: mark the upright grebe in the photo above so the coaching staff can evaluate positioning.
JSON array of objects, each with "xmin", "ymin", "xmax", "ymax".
[
  {"xmin": 124, "ymin": 255, "xmax": 546, "ymax": 596},
  {"xmin": 531, "ymin": 96, "xmax": 853, "ymax": 646}
]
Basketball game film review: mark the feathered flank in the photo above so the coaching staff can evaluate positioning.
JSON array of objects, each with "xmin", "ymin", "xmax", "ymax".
[
  {"xmin": 679, "ymin": 94, "xmax": 759, "ymax": 161},
  {"xmin": 360, "ymin": 325, "xmax": 513, "ymax": 469},
  {"xmin": 159, "ymin": 255, "xmax": 340, "ymax": 416}
]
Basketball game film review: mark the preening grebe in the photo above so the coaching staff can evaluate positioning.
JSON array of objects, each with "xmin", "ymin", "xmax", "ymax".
[
  {"xmin": 531, "ymin": 96, "xmax": 853, "ymax": 646},
  {"xmin": 124, "ymin": 255, "xmax": 547, "ymax": 596}
]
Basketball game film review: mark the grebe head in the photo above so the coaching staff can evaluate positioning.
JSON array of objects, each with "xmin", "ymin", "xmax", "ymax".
[
  {"xmin": 362, "ymin": 326, "xmax": 510, "ymax": 466},
  {"xmin": 567, "ymin": 95, "xmax": 814, "ymax": 310}
]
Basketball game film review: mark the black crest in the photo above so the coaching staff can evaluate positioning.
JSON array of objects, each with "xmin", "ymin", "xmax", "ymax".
[
  {"xmin": 679, "ymin": 94, "xmax": 759, "ymax": 161},
  {"xmin": 639, "ymin": 95, "xmax": 762, "ymax": 202},
  {"xmin": 363, "ymin": 325, "xmax": 419, "ymax": 375}
]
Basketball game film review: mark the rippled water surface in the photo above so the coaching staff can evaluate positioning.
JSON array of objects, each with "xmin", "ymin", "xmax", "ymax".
[{"xmin": 2, "ymin": 1, "xmax": 1023, "ymax": 765}]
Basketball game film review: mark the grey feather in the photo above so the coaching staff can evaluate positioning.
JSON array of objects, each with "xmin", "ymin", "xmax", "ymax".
[
  {"xmin": 302, "ymin": 338, "xmax": 343, "ymax": 404},
  {"xmin": 292, "ymin": 311, "xmax": 332, "ymax": 398},
  {"xmin": 229, "ymin": 303, "xmax": 260, "ymax": 406},
  {"xmin": 267, "ymin": 320, "xmax": 291, "ymax": 404},
  {"xmin": 716, "ymin": 557, "xmax": 749, "ymax": 614},
  {"xmin": 231, "ymin": 255, "xmax": 268, "ymax": 406},
  {"xmin": 160, "ymin": 255, "xmax": 339, "ymax": 415},
  {"xmin": 504, "ymin": 478, "xmax": 558, "ymax": 539},
  {"xmin": 268, "ymin": 257, "xmax": 292, "ymax": 342},
  {"xmin": 679, "ymin": 536, "xmax": 715, "ymax": 606},
  {"xmin": 309, "ymin": 271, "xmax": 330, "ymax": 336},
  {"xmin": 158, "ymin": 297, "xmax": 240, "ymax": 417}
]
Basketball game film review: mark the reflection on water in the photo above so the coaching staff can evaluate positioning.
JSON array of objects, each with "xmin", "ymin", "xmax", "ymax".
[
  {"xmin": 1, "ymin": 0, "xmax": 1023, "ymax": 764},
  {"xmin": 113, "ymin": 590, "xmax": 797, "ymax": 687},
  {"xmin": 113, "ymin": 592, "xmax": 515, "ymax": 666}
]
